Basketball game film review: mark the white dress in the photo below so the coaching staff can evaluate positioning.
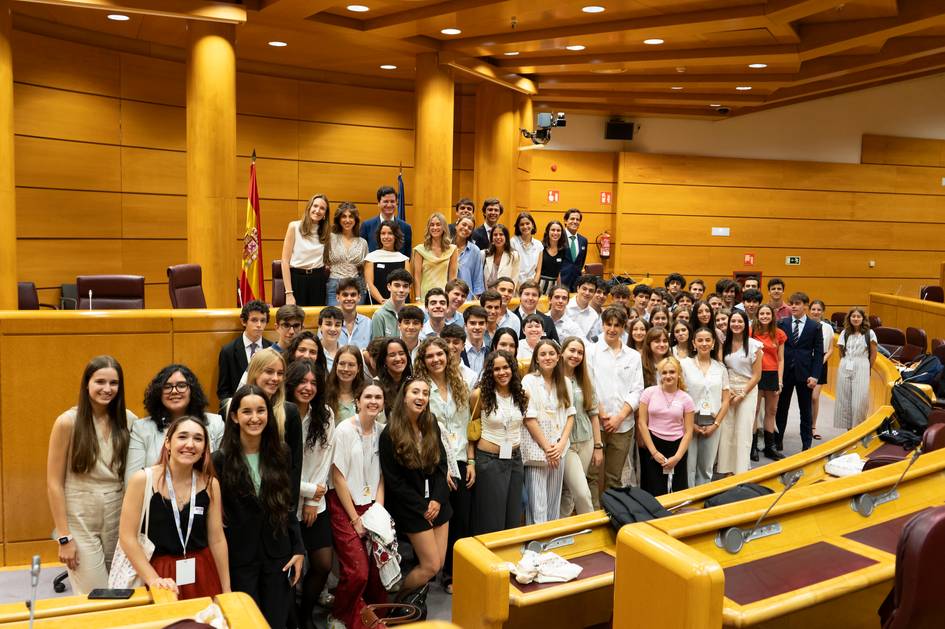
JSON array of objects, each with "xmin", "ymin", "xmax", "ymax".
[{"xmin": 833, "ymin": 330, "xmax": 877, "ymax": 430}]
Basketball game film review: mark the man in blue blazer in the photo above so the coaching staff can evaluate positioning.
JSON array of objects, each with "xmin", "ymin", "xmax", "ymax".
[
  {"xmin": 470, "ymin": 197, "xmax": 504, "ymax": 250},
  {"xmin": 360, "ymin": 185, "xmax": 412, "ymax": 257},
  {"xmin": 559, "ymin": 208, "xmax": 588, "ymax": 291},
  {"xmin": 775, "ymin": 292, "xmax": 824, "ymax": 452}
]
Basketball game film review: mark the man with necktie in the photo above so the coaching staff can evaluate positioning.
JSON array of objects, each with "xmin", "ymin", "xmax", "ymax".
[
  {"xmin": 775, "ymin": 292, "xmax": 824, "ymax": 452},
  {"xmin": 559, "ymin": 208, "xmax": 588, "ymax": 291}
]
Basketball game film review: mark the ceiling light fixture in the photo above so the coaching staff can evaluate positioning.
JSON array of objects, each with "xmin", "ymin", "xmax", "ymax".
[
  {"xmin": 710, "ymin": 104, "xmax": 722, "ymax": 107},
  {"xmin": 582, "ymin": 5, "xmax": 606, "ymax": 13},
  {"xmin": 268, "ymin": 41, "xmax": 288, "ymax": 47},
  {"xmin": 107, "ymin": 13, "xmax": 130, "ymax": 21},
  {"xmin": 736, "ymin": 86, "xmax": 752, "ymax": 90},
  {"xmin": 504, "ymin": 51, "xmax": 520, "ymax": 56},
  {"xmin": 643, "ymin": 38, "xmax": 664, "ymax": 45},
  {"xmin": 566, "ymin": 45, "xmax": 586, "ymax": 51},
  {"xmin": 748, "ymin": 63, "xmax": 768, "ymax": 69},
  {"xmin": 441, "ymin": 28, "xmax": 462, "ymax": 35},
  {"xmin": 671, "ymin": 86, "xmax": 683, "ymax": 90},
  {"xmin": 380, "ymin": 64, "xmax": 397, "ymax": 70},
  {"xmin": 346, "ymin": 4, "xmax": 370, "ymax": 11}
]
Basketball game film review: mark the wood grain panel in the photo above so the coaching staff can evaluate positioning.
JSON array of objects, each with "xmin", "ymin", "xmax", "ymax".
[
  {"xmin": 235, "ymin": 156, "xmax": 298, "ymax": 201},
  {"xmin": 174, "ymin": 330, "xmax": 251, "ymax": 409},
  {"xmin": 453, "ymin": 132, "xmax": 474, "ymax": 170},
  {"xmin": 235, "ymin": 199, "xmax": 301, "ymax": 241},
  {"xmin": 530, "ymin": 180, "xmax": 616, "ymax": 212},
  {"xmin": 15, "ymin": 136, "xmax": 121, "ymax": 191},
  {"xmin": 236, "ymin": 72, "xmax": 299, "ymax": 119},
  {"xmin": 237, "ymin": 115, "xmax": 299, "ymax": 161},
  {"xmin": 297, "ymin": 162, "xmax": 413, "ymax": 204},
  {"xmin": 1, "ymin": 332, "xmax": 169, "ymax": 542},
  {"xmin": 621, "ymin": 153, "xmax": 945, "ymax": 196},
  {"xmin": 122, "ymin": 239, "xmax": 188, "ymax": 282},
  {"xmin": 17, "ymin": 239, "xmax": 123, "ymax": 288},
  {"xmin": 121, "ymin": 147, "xmax": 186, "ymax": 195},
  {"xmin": 122, "ymin": 193, "xmax": 186, "ymax": 239},
  {"xmin": 532, "ymin": 151, "xmax": 616, "ymax": 183},
  {"xmin": 121, "ymin": 100, "xmax": 185, "ymax": 151},
  {"xmin": 297, "ymin": 82, "xmax": 413, "ymax": 129},
  {"xmin": 297, "ymin": 122, "xmax": 414, "ymax": 167},
  {"xmin": 12, "ymin": 31, "xmax": 120, "ymax": 97},
  {"xmin": 146, "ymin": 284, "xmax": 172, "ymax": 310},
  {"xmin": 456, "ymin": 94, "xmax": 476, "ymax": 133},
  {"xmin": 16, "ymin": 189, "xmax": 122, "ymax": 239},
  {"xmin": 615, "ymin": 214, "xmax": 945, "ymax": 251},
  {"xmin": 620, "ymin": 184, "xmax": 945, "ymax": 223},
  {"xmin": 13, "ymin": 83, "xmax": 120, "ymax": 144},
  {"xmin": 861, "ymin": 134, "xmax": 945, "ymax": 168},
  {"xmin": 120, "ymin": 52, "xmax": 185, "ymax": 107},
  {"xmin": 4, "ymin": 541, "xmax": 58, "ymax": 565},
  {"xmin": 870, "ymin": 295, "xmax": 945, "ymax": 344},
  {"xmin": 453, "ymin": 170, "xmax": 474, "ymax": 201}
]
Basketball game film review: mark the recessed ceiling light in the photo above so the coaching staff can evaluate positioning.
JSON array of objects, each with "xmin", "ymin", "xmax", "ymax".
[
  {"xmin": 566, "ymin": 45, "xmax": 586, "ymax": 51},
  {"xmin": 748, "ymin": 63, "xmax": 768, "ymax": 69},
  {"xmin": 346, "ymin": 4, "xmax": 370, "ymax": 11},
  {"xmin": 671, "ymin": 86, "xmax": 683, "ymax": 90},
  {"xmin": 591, "ymin": 68, "xmax": 625, "ymax": 74},
  {"xmin": 643, "ymin": 38, "xmax": 664, "ymax": 45},
  {"xmin": 107, "ymin": 13, "xmax": 130, "ymax": 21},
  {"xmin": 268, "ymin": 41, "xmax": 288, "ymax": 47},
  {"xmin": 582, "ymin": 5, "xmax": 606, "ymax": 13},
  {"xmin": 504, "ymin": 51, "xmax": 520, "ymax": 56},
  {"xmin": 379, "ymin": 64, "xmax": 397, "ymax": 70},
  {"xmin": 441, "ymin": 28, "xmax": 462, "ymax": 35},
  {"xmin": 710, "ymin": 104, "xmax": 722, "ymax": 107},
  {"xmin": 736, "ymin": 86, "xmax": 752, "ymax": 91}
]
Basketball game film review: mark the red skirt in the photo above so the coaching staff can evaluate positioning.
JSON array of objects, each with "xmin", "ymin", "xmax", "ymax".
[{"xmin": 151, "ymin": 546, "xmax": 224, "ymax": 600}]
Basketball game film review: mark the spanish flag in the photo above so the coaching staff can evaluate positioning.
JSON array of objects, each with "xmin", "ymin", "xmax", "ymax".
[{"xmin": 239, "ymin": 151, "xmax": 265, "ymax": 304}]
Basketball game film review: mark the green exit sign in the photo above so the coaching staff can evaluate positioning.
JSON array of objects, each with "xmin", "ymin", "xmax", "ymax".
[{"xmin": 785, "ymin": 256, "xmax": 801, "ymax": 265}]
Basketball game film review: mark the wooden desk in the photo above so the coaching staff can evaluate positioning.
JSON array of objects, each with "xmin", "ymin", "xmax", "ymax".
[{"xmin": 0, "ymin": 587, "xmax": 164, "ymax": 624}]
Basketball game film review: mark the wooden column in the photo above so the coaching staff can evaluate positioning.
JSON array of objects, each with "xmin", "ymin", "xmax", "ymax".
[
  {"xmin": 0, "ymin": 0, "xmax": 17, "ymax": 309},
  {"xmin": 413, "ymin": 53, "xmax": 453, "ymax": 228},
  {"xmin": 186, "ymin": 21, "xmax": 237, "ymax": 308},
  {"xmin": 474, "ymin": 82, "xmax": 516, "ymax": 228},
  {"xmin": 513, "ymin": 94, "xmax": 533, "ymax": 215}
]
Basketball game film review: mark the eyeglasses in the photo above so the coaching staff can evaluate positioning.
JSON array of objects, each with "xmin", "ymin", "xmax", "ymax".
[
  {"xmin": 279, "ymin": 322, "xmax": 303, "ymax": 330},
  {"xmin": 162, "ymin": 382, "xmax": 190, "ymax": 393}
]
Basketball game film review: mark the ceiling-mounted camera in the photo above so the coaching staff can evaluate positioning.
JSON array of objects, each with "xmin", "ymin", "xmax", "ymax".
[
  {"xmin": 521, "ymin": 112, "xmax": 566, "ymax": 145},
  {"xmin": 716, "ymin": 106, "xmax": 731, "ymax": 115}
]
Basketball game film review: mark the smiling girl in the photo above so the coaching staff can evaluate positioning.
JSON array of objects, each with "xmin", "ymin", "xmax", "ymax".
[
  {"xmin": 558, "ymin": 337, "xmax": 600, "ymax": 516},
  {"xmin": 326, "ymin": 345, "xmax": 369, "ymax": 424},
  {"xmin": 282, "ymin": 193, "xmax": 331, "ymax": 307},
  {"xmin": 413, "ymin": 212, "xmax": 458, "ymax": 300},
  {"xmin": 637, "ymin": 357, "xmax": 695, "ymax": 496},
  {"xmin": 327, "ymin": 202, "xmax": 369, "ymax": 306},
  {"xmin": 510, "ymin": 211, "xmax": 544, "ymax": 286}
]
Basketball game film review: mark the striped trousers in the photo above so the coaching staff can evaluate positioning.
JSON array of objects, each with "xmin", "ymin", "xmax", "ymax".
[{"xmin": 525, "ymin": 462, "xmax": 567, "ymax": 525}]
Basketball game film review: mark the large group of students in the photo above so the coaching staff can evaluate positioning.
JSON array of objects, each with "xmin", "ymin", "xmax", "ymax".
[{"xmin": 45, "ymin": 186, "xmax": 879, "ymax": 629}]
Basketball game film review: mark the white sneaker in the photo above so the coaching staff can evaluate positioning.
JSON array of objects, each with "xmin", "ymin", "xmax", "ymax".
[{"xmin": 327, "ymin": 614, "xmax": 347, "ymax": 629}]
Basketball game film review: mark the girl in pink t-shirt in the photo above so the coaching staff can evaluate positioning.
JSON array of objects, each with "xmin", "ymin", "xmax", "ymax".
[{"xmin": 637, "ymin": 356, "xmax": 695, "ymax": 496}]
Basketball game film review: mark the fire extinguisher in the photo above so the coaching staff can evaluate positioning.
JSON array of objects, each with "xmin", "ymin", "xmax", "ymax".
[{"xmin": 596, "ymin": 231, "xmax": 611, "ymax": 259}]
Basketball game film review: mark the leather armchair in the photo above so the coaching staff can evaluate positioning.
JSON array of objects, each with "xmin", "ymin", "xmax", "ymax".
[
  {"xmin": 76, "ymin": 275, "xmax": 145, "ymax": 309},
  {"xmin": 167, "ymin": 264, "xmax": 207, "ymax": 309}
]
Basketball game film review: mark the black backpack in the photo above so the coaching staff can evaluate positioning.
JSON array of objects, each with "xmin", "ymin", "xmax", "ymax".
[
  {"xmin": 900, "ymin": 355, "xmax": 944, "ymax": 385},
  {"xmin": 601, "ymin": 486, "xmax": 671, "ymax": 531},
  {"xmin": 891, "ymin": 382, "xmax": 932, "ymax": 434},
  {"xmin": 703, "ymin": 483, "xmax": 774, "ymax": 508}
]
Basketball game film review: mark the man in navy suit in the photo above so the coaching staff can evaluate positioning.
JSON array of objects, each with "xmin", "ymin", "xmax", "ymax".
[
  {"xmin": 775, "ymin": 292, "xmax": 824, "ymax": 452},
  {"xmin": 360, "ymin": 185, "xmax": 412, "ymax": 257},
  {"xmin": 470, "ymin": 197, "xmax": 503, "ymax": 250},
  {"xmin": 559, "ymin": 208, "xmax": 588, "ymax": 291},
  {"xmin": 216, "ymin": 299, "xmax": 273, "ymax": 401}
]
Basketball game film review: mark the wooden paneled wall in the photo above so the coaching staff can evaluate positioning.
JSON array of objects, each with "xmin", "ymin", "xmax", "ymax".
[
  {"xmin": 870, "ymin": 293, "xmax": 945, "ymax": 344},
  {"xmin": 13, "ymin": 31, "xmax": 416, "ymax": 308}
]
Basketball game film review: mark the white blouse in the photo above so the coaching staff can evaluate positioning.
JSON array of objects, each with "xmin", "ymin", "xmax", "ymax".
[
  {"xmin": 724, "ymin": 337, "xmax": 763, "ymax": 379},
  {"xmin": 521, "ymin": 373, "xmax": 575, "ymax": 445},
  {"xmin": 510, "ymin": 236, "xmax": 542, "ymax": 285},
  {"xmin": 289, "ymin": 220, "xmax": 326, "ymax": 269},
  {"xmin": 838, "ymin": 330, "xmax": 877, "ymax": 361},
  {"xmin": 329, "ymin": 417, "xmax": 381, "ymax": 506},
  {"xmin": 298, "ymin": 406, "xmax": 335, "ymax": 517},
  {"xmin": 680, "ymin": 357, "xmax": 730, "ymax": 416},
  {"xmin": 480, "ymin": 393, "xmax": 525, "ymax": 447}
]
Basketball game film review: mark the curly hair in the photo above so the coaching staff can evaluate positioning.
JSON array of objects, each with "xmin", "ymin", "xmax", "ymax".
[
  {"xmin": 386, "ymin": 379, "xmax": 441, "ymax": 475},
  {"xmin": 375, "ymin": 220, "xmax": 405, "ymax": 253},
  {"xmin": 412, "ymin": 337, "xmax": 469, "ymax": 408},
  {"xmin": 285, "ymin": 359, "xmax": 332, "ymax": 449},
  {"xmin": 143, "ymin": 364, "xmax": 209, "ymax": 430},
  {"xmin": 478, "ymin": 350, "xmax": 528, "ymax": 417}
]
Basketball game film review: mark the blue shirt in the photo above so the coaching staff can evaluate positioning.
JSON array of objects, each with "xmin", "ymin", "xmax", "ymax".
[
  {"xmin": 463, "ymin": 342, "xmax": 489, "ymax": 376},
  {"xmin": 497, "ymin": 310, "xmax": 521, "ymax": 336},
  {"xmin": 445, "ymin": 310, "xmax": 465, "ymax": 328},
  {"xmin": 339, "ymin": 313, "xmax": 372, "ymax": 349},
  {"xmin": 456, "ymin": 242, "xmax": 484, "ymax": 296}
]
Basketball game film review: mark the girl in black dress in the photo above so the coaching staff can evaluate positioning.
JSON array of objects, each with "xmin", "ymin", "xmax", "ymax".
[
  {"xmin": 364, "ymin": 220, "xmax": 409, "ymax": 304},
  {"xmin": 379, "ymin": 378, "xmax": 452, "ymax": 604},
  {"xmin": 539, "ymin": 220, "xmax": 568, "ymax": 295}
]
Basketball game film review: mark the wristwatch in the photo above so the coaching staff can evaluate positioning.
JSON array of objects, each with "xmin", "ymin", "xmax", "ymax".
[
  {"xmin": 57, "ymin": 535, "xmax": 73, "ymax": 545},
  {"xmin": 593, "ymin": 443, "xmax": 603, "ymax": 450}
]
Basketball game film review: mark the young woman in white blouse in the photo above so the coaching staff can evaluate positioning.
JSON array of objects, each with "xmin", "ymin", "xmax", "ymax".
[
  {"xmin": 285, "ymin": 360, "xmax": 335, "ymax": 627},
  {"xmin": 326, "ymin": 202, "xmax": 369, "ymax": 306},
  {"xmin": 682, "ymin": 328, "xmax": 731, "ymax": 486},
  {"xmin": 483, "ymin": 224, "xmax": 520, "ymax": 291},
  {"xmin": 521, "ymin": 340, "xmax": 575, "ymax": 524},
  {"xmin": 717, "ymin": 310, "xmax": 763, "ymax": 476},
  {"xmin": 328, "ymin": 384, "xmax": 386, "ymax": 629},
  {"xmin": 470, "ymin": 350, "xmax": 528, "ymax": 534},
  {"xmin": 833, "ymin": 308, "xmax": 877, "ymax": 430},
  {"xmin": 510, "ymin": 211, "xmax": 543, "ymax": 287},
  {"xmin": 281, "ymin": 193, "xmax": 331, "ymax": 307}
]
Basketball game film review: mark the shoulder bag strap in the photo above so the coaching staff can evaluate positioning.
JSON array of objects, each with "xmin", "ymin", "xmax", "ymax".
[{"xmin": 140, "ymin": 467, "xmax": 153, "ymax": 534}]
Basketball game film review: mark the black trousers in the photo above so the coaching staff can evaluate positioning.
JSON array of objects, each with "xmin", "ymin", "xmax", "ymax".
[
  {"xmin": 776, "ymin": 371, "xmax": 814, "ymax": 450},
  {"xmin": 638, "ymin": 434, "xmax": 688, "ymax": 497},
  {"xmin": 290, "ymin": 267, "xmax": 328, "ymax": 307},
  {"xmin": 472, "ymin": 449, "xmax": 524, "ymax": 535},
  {"xmin": 443, "ymin": 461, "xmax": 472, "ymax": 579},
  {"xmin": 231, "ymin": 558, "xmax": 293, "ymax": 629}
]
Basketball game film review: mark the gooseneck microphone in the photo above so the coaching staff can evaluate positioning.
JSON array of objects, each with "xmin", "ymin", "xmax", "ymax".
[{"xmin": 28, "ymin": 554, "xmax": 41, "ymax": 629}]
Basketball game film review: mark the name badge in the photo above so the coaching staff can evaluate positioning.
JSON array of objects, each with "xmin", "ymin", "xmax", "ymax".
[
  {"xmin": 193, "ymin": 506, "xmax": 204, "ymax": 516},
  {"xmin": 376, "ymin": 263, "xmax": 386, "ymax": 269},
  {"xmin": 424, "ymin": 479, "xmax": 430, "ymax": 499},
  {"xmin": 499, "ymin": 440, "xmax": 513, "ymax": 460},
  {"xmin": 175, "ymin": 557, "xmax": 196, "ymax": 586}
]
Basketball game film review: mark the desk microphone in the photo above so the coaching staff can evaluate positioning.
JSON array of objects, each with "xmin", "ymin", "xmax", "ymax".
[
  {"xmin": 27, "ymin": 554, "xmax": 40, "ymax": 629},
  {"xmin": 88, "ymin": 289, "xmax": 93, "ymax": 310}
]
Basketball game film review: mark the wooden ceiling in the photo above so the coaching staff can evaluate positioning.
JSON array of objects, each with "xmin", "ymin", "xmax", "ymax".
[{"xmin": 12, "ymin": 0, "xmax": 945, "ymax": 118}]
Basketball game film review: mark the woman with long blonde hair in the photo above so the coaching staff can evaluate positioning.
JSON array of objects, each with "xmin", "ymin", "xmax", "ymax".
[
  {"xmin": 412, "ymin": 212, "xmax": 458, "ymax": 300},
  {"xmin": 281, "ymin": 192, "xmax": 332, "ymax": 306},
  {"xmin": 558, "ymin": 337, "xmax": 600, "ymax": 515},
  {"xmin": 637, "ymin": 356, "xmax": 695, "ymax": 496}
]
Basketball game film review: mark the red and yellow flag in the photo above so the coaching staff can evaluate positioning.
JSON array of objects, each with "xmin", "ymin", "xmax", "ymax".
[{"xmin": 239, "ymin": 152, "xmax": 265, "ymax": 304}]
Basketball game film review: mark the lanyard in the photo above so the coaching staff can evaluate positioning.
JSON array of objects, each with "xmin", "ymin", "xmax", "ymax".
[
  {"xmin": 355, "ymin": 417, "xmax": 378, "ymax": 496},
  {"xmin": 165, "ymin": 468, "xmax": 197, "ymax": 556}
]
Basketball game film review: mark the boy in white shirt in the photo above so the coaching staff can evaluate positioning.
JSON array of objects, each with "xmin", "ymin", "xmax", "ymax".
[{"xmin": 565, "ymin": 275, "xmax": 601, "ymax": 340}]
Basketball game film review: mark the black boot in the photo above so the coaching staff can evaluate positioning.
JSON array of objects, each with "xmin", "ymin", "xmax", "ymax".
[
  {"xmin": 764, "ymin": 431, "xmax": 785, "ymax": 461},
  {"xmin": 749, "ymin": 429, "xmax": 760, "ymax": 462}
]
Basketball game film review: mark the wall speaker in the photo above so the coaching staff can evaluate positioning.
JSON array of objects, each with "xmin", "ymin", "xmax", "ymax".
[{"xmin": 605, "ymin": 120, "xmax": 635, "ymax": 140}]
